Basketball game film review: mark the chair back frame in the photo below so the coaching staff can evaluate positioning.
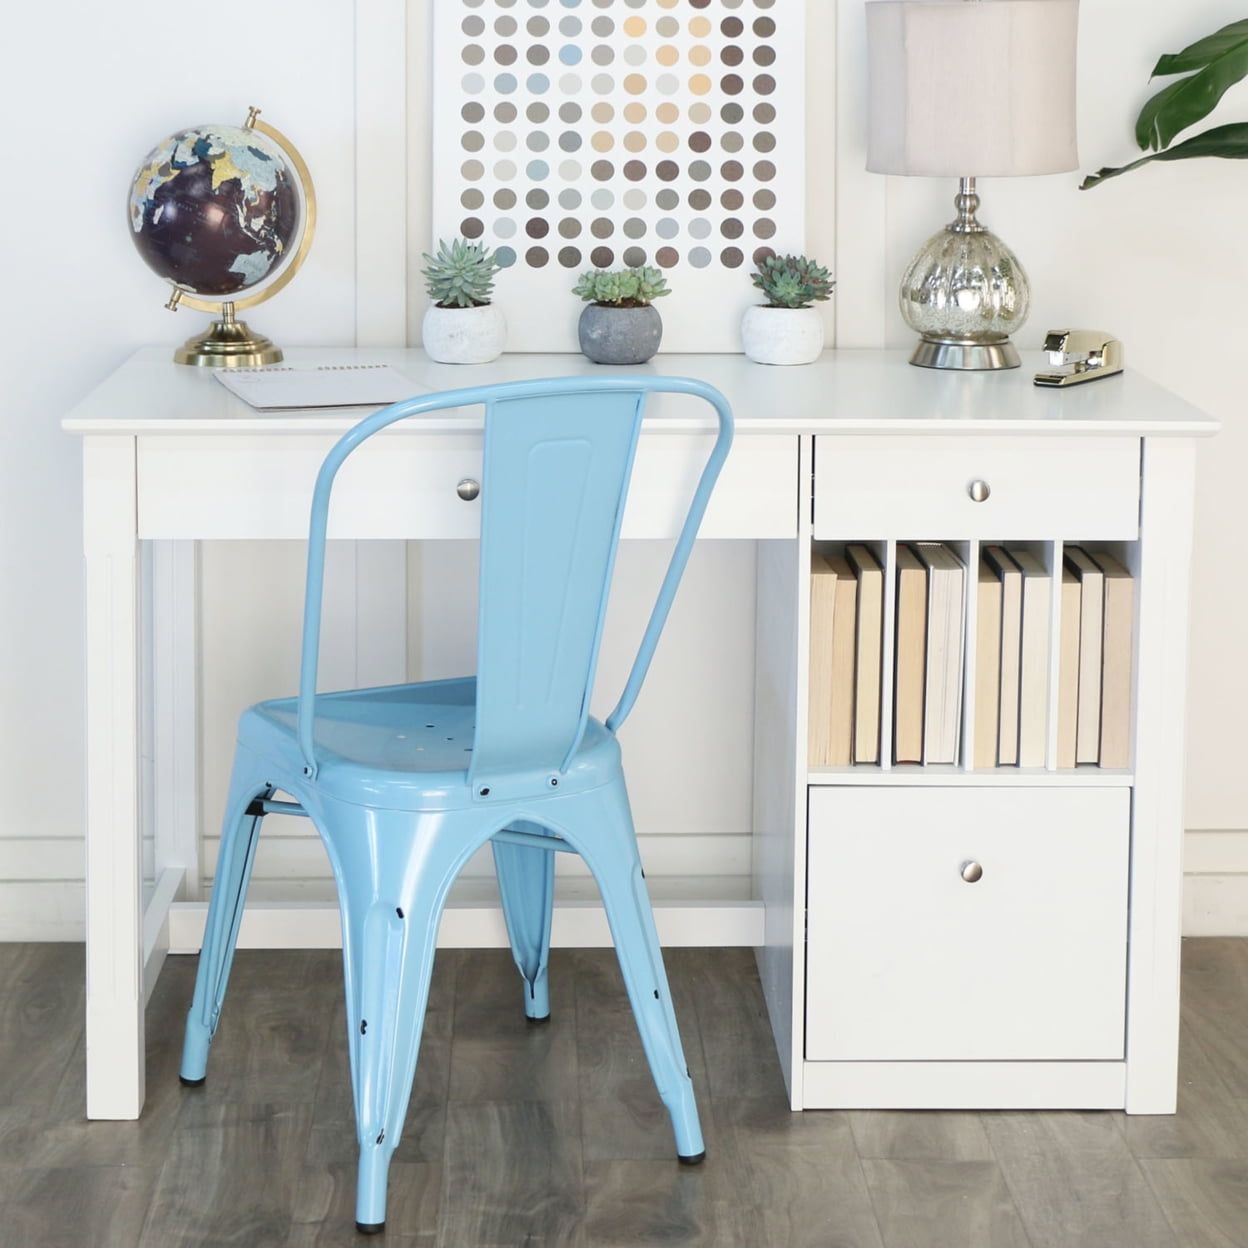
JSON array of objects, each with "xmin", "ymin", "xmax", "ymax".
[{"xmin": 296, "ymin": 376, "xmax": 734, "ymax": 780}]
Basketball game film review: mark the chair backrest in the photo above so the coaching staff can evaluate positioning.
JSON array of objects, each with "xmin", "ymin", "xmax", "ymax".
[{"xmin": 296, "ymin": 376, "xmax": 733, "ymax": 786}]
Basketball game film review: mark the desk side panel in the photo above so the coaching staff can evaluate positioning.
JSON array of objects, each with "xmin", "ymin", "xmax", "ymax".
[
  {"xmin": 1125, "ymin": 437, "xmax": 1197, "ymax": 1113},
  {"xmin": 753, "ymin": 435, "xmax": 809, "ymax": 1109}
]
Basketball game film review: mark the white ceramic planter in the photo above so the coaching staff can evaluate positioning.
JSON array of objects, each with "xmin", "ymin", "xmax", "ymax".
[
  {"xmin": 740, "ymin": 304, "xmax": 826, "ymax": 366},
  {"xmin": 422, "ymin": 302, "xmax": 507, "ymax": 364}
]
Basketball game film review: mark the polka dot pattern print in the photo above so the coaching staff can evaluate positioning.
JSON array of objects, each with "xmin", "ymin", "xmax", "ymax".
[{"xmin": 434, "ymin": 0, "xmax": 805, "ymax": 351}]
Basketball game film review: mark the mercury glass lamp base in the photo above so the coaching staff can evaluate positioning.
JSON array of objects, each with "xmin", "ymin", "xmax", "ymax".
[
  {"xmin": 909, "ymin": 336, "xmax": 1021, "ymax": 371},
  {"xmin": 900, "ymin": 177, "xmax": 1029, "ymax": 375}
]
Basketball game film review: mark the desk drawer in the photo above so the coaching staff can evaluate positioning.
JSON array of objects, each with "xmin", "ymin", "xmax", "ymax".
[
  {"xmin": 813, "ymin": 435, "xmax": 1139, "ymax": 540},
  {"xmin": 805, "ymin": 785, "xmax": 1129, "ymax": 1061},
  {"xmin": 137, "ymin": 432, "xmax": 796, "ymax": 540}
]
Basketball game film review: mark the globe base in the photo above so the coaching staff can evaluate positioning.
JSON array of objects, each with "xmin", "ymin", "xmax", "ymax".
[
  {"xmin": 173, "ymin": 305, "xmax": 282, "ymax": 368},
  {"xmin": 909, "ymin": 336, "xmax": 1020, "ymax": 372}
]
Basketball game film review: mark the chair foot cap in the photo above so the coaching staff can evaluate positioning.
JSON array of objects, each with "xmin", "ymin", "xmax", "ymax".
[
  {"xmin": 178, "ymin": 1075, "xmax": 206, "ymax": 1087},
  {"xmin": 677, "ymin": 1151, "xmax": 707, "ymax": 1166},
  {"xmin": 525, "ymin": 1013, "xmax": 551, "ymax": 1026},
  {"xmin": 355, "ymin": 1221, "xmax": 385, "ymax": 1235}
]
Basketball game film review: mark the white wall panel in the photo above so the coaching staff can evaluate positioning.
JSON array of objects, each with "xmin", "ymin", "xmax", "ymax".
[
  {"xmin": 6, "ymin": 0, "xmax": 1245, "ymax": 938},
  {"xmin": 0, "ymin": 1, "xmax": 358, "ymax": 936}
]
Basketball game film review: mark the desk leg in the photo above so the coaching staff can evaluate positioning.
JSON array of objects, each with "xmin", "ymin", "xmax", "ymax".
[
  {"xmin": 1125, "ymin": 437, "xmax": 1197, "ymax": 1115},
  {"xmin": 83, "ymin": 435, "xmax": 144, "ymax": 1119}
]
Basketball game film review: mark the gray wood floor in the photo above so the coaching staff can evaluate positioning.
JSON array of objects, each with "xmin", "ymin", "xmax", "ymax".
[{"xmin": 2, "ymin": 940, "xmax": 1247, "ymax": 1246}]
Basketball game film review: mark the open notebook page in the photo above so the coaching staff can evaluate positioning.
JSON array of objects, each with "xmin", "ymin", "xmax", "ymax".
[{"xmin": 214, "ymin": 364, "xmax": 422, "ymax": 411}]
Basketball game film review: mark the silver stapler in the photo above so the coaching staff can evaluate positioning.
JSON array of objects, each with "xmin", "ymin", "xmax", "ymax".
[{"xmin": 1033, "ymin": 330, "xmax": 1124, "ymax": 387}]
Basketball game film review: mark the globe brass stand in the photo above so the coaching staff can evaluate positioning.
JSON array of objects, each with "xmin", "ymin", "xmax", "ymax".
[
  {"xmin": 166, "ymin": 108, "xmax": 316, "ymax": 368},
  {"xmin": 169, "ymin": 294, "xmax": 282, "ymax": 367}
]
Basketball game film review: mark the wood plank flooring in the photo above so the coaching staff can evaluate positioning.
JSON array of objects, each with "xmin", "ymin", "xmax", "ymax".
[{"xmin": 1, "ymin": 939, "xmax": 1247, "ymax": 1246}]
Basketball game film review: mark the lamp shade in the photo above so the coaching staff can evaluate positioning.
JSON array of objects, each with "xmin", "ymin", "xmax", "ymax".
[{"xmin": 866, "ymin": 0, "xmax": 1079, "ymax": 177}]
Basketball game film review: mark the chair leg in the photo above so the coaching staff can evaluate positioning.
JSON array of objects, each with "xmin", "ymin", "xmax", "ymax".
[
  {"xmin": 179, "ymin": 754, "xmax": 270, "ymax": 1085},
  {"xmin": 492, "ymin": 822, "xmax": 556, "ymax": 1022},
  {"xmin": 569, "ymin": 779, "xmax": 706, "ymax": 1163},
  {"xmin": 316, "ymin": 800, "xmax": 485, "ymax": 1234}
]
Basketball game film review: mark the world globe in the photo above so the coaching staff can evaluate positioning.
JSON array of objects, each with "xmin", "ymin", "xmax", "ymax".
[
  {"xmin": 129, "ymin": 123, "xmax": 298, "ymax": 296},
  {"xmin": 127, "ymin": 110, "xmax": 315, "ymax": 367}
]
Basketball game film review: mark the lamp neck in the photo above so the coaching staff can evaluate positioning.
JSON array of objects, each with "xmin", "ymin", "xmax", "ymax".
[{"xmin": 948, "ymin": 176, "xmax": 986, "ymax": 235}]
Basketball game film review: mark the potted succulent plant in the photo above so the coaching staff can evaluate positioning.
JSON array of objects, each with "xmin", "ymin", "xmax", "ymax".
[
  {"xmin": 573, "ymin": 266, "xmax": 670, "ymax": 365},
  {"xmin": 741, "ymin": 254, "xmax": 835, "ymax": 366},
  {"xmin": 420, "ymin": 238, "xmax": 506, "ymax": 364}
]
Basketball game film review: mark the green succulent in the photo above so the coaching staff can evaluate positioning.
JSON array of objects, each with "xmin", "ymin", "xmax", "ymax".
[
  {"xmin": 421, "ymin": 238, "xmax": 500, "ymax": 308},
  {"xmin": 573, "ymin": 266, "xmax": 671, "ymax": 307},
  {"xmin": 751, "ymin": 254, "xmax": 834, "ymax": 310}
]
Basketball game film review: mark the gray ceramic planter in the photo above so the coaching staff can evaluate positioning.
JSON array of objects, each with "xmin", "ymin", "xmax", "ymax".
[{"xmin": 578, "ymin": 303, "xmax": 663, "ymax": 365}]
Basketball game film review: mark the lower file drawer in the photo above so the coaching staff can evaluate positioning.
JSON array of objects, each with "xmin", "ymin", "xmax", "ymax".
[{"xmin": 805, "ymin": 785, "xmax": 1129, "ymax": 1061}]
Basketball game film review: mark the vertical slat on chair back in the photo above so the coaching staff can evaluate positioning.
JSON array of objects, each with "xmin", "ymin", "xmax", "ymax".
[
  {"xmin": 468, "ymin": 387, "xmax": 645, "ymax": 796},
  {"xmin": 297, "ymin": 376, "xmax": 730, "ymax": 784}
]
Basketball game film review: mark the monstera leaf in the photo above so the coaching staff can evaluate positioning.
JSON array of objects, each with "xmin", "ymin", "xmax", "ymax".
[{"xmin": 1082, "ymin": 19, "xmax": 1248, "ymax": 188}]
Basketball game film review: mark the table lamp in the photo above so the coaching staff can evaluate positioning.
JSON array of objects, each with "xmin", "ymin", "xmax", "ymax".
[{"xmin": 866, "ymin": 0, "xmax": 1080, "ymax": 370}]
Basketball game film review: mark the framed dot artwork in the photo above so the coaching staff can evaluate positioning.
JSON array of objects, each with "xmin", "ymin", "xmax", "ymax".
[{"xmin": 432, "ymin": 0, "xmax": 806, "ymax": 352}]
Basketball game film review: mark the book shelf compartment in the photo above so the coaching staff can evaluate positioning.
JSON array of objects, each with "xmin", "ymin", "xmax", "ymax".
[{"xmin": 807, "ymin": 537, "xmax": 1138, "ymax": 778}]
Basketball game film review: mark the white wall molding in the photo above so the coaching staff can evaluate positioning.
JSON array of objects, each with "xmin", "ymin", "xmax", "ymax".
[
  {"xmin": 16, "ymin": 826, "xmax": 1242, "ymax": 942},
  {"xmin": 1183, "ymin": 829, "xmax": 1248, "ymax": 936},
  {"xmin": 350, "ymin": 0, "xmax": 410, "ymax": 728},
  {"xmin": 168, "ymin": 897, "xmax": 764, "ymax": 953},
  {"xmin": 354, "ymin": 0, "xmax": 408, "ymax": 347},
  {"xmin": 834, "ymin": 0, "xmax": 888, "ymax": 348},
  {"xmin": 151, "ymin": 542, "xmax": 201, "ymax": 899}
]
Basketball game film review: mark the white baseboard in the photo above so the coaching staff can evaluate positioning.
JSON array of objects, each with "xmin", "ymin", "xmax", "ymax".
[
  {"xmin": 0, "ymin": 882, "xmax": 85, "ymax": 941},
  {"xmin": 166, "ymin": 896, "xmax": 765, "ymax": 953},
  {"xmin": 6, "ymin": 829, "xmax": 1248, "ymax": 942},
  {"xmin": 1182, "ymin": 829, "xmax": 1248, "ymax": 936}
]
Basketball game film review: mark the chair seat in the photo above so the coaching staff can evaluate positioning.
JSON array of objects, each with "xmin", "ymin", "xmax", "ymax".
[{"xmin": 239, "ymin": 675, "xmax": 620, "ymax": 811}]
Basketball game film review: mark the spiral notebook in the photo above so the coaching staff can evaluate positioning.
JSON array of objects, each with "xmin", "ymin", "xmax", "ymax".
[{"xmin": 213, "ymin": 364, "xmax": 419, "ymax": 411}]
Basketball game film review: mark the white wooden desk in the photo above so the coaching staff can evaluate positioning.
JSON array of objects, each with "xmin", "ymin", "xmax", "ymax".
[{"xmin": 64, "ymin": 347, "xmax": 1217, "ymax": 1120}]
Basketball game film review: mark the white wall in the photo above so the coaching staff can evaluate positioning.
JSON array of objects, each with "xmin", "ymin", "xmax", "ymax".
[
  {"xmin": 3, "ymin": 0, "xmax": 1245, "ymax": 938},
  {"xmin": 0, "ymin": 1, "xmax": 360, "ymax": 937},
  {"xmin": 836, "ymin": 0, "xmax": 1248, "ymax": 929}
]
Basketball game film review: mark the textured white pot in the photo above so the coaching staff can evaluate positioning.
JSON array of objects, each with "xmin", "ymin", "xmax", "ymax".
[
  {"xmin": 740, "ymin": 304, "xmax": 826, "ymax": 366},
  {"xmin": 422, "ymin": 303, "xmax": 507, "ymax": 364}
]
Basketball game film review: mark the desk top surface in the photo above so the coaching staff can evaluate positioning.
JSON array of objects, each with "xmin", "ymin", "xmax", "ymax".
[{"xmin": 63, "ymin": 346, "xmax": 1219, "ymax": 437}]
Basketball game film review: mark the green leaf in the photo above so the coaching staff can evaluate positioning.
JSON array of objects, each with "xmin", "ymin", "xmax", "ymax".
[
  {"xmin": 1152, "ymin": 19, "xmax": 1248, "ymax": 76},
  {"xmin": 1134, "ymin": 20, "xmax": 1248, "ymax": 151},
  {"xmin": 1081, "ymin": 121, "xmax": 1248, "ymax": 188},
  {"xmin": 1134, "ymin": 77, "xmax": 1195, "ymax": 150}
]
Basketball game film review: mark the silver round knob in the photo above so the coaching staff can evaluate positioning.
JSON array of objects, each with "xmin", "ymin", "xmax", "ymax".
[
  {"xmin": 967, "ymin": 479, "xmax": 991, "ymax": 503},
  {"xmin": 456, "ymin": 478, "xmax": 481, "ymax": 502},
  {"xmin": 960, "ymin": 860, "xmax": 984, "ymax": 883}
]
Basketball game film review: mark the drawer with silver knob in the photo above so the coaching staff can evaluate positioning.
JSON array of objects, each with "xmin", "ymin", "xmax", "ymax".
[
  {"xmin": 812, "ymin": 435, "xmax": 1140, "ymax": 541},
  {"xmin": 805, "ymin": 785, "xmax": 1129, "ymax": 1062},
  {"xmin": 137, "ymin": 431, "xmax": 797, "ymax": 539}
]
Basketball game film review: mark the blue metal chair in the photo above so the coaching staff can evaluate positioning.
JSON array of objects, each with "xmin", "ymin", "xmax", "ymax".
[{"xmin": 178, "ymin": 377, "xmax": 734, "ymax": 1234}]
